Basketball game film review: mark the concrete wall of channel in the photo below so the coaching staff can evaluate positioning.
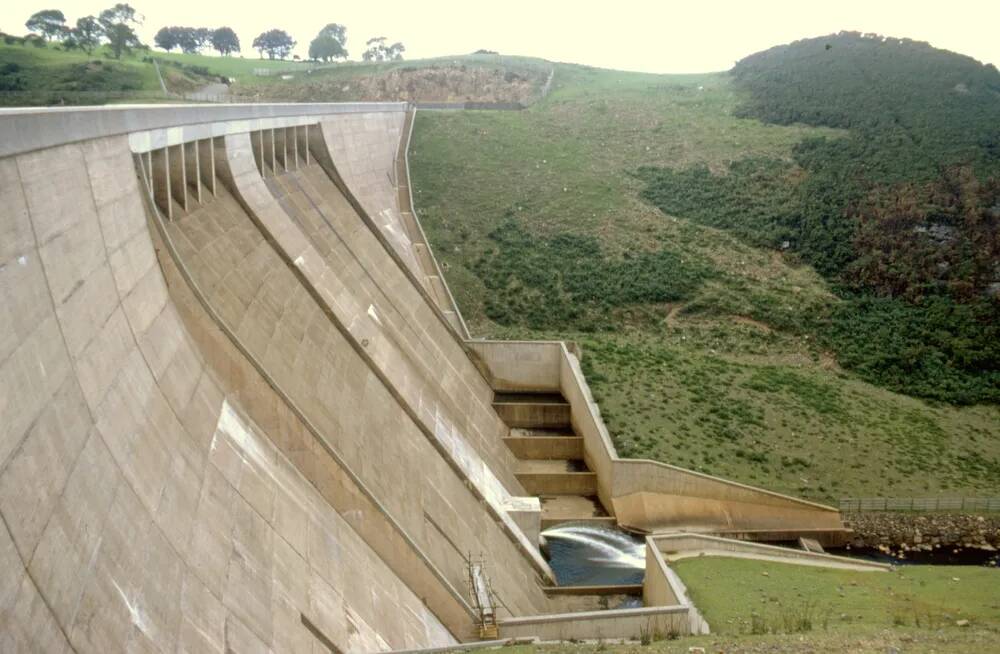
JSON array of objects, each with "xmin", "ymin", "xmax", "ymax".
[{"xmin": 466, "ymin": 340, "xmax": 849, "ymax": 540}]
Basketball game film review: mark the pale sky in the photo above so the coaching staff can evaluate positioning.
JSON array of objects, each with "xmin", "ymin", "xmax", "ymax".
[{"xmin": 3, "ymin": 0, "xmax": 998, "ymax": 73}]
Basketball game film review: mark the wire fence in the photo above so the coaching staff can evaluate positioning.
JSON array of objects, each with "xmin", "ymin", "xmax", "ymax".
[{"xmin": 840, "ymin": 497, "xmax": 1000, "ymax": 512}]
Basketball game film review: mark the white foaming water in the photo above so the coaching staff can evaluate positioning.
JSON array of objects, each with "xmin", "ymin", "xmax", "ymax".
[{"xmin": 541, "ymin": 524, "xmax": 646, "ymax": 570}]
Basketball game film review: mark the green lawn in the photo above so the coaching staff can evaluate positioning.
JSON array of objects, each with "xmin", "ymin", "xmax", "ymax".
[
  {"xmin": 503, "ymin": 626, "xmax": 1000, "ymax": 653},
  {"xmin": 407, "ymin": 63, "xmax": 1000, "ymax": 503},
  {"xmin": 497, "ymin": 558, "xmax": 1000, "ymax": 652},
  {"xmin": 672, "ymin": 557, "xmax": 1000, "ymax": 634}
]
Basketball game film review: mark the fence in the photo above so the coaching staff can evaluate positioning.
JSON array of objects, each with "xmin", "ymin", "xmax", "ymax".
[{"xmin": 840, "ymin": 497, "xmax": 1000, "ymax": 512}]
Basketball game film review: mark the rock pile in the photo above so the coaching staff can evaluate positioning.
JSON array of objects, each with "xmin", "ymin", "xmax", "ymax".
[{"xmin": 846, "ymin": 512, "xmax": 1000, "ymax": 550}]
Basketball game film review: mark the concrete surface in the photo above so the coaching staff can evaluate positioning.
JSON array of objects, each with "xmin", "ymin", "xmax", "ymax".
[
  {"xmin": 651, "ymin": 533, "xmax": 891, "ymax": 571},
  {"xmin": 0, "ymin": 131, "xmax": 455, "ymax": 652}
]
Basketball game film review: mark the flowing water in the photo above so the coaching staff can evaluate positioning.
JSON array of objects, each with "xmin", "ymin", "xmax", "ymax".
[{"xmin": 540, "ymin": 523, "xmax": 646, "ymax": 586}]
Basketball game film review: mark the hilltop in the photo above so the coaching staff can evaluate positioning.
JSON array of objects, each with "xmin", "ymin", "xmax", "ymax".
[{"xmin": 0, "ymin": 39, "xmax": 552, "ymax": 105}]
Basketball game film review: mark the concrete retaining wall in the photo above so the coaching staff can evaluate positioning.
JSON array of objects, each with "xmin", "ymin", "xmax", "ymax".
[
  {"xmin": 652, "ymin": 533, "xmax": 891, "ymax": 571},
  {"xmin": 499, "ymin": 606, "xmax": 690, "ymax": 641}
]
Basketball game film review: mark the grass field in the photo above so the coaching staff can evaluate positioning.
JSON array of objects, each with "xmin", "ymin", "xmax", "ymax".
[
  {"xmin": 495, "ymin": 558, "xmax": 1000, "ymax": 652},
  {"xmin": 507, "ymin": 627, "xmax": 1000, "ymax": 653},
  {"xmin": 408, "ymin": 63, "xmax": 1000, "ymax": 502},
  {"xmin": 672, "ymin": 557, "xmax": 1000, "ymax": 635}
]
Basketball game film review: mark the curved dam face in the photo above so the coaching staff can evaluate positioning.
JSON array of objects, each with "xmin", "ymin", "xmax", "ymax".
[
  {"xmin": 0, "ymin": 103, "xmax": 849, "ymax": 651},
  {"xmin": 0, "ymin": 104, "xmax": 552, "ymax": 652}
]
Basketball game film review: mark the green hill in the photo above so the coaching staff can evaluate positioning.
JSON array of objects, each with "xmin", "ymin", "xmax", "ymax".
[
  {"xmin": 408, "ymin": 36, "xmax": 1000, "ymax": 502},
  {"xmin": 0, "ymin": 39, "xmax": 552, "ymax": 105},
  {"xmin": 638, "ymin": 32, "xmax": 1000, "ymax": 404}
]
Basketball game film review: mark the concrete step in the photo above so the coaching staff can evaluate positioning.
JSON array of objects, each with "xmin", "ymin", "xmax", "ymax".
[
  {"xmin": 514, "ymin": 459, "xmax": 587, "ymax": 474},
  {"xmin": 493, "ymin": 392, "xmax": 571, "ymax": 430},
  {"xmin": 504, "ymin": 435, "xmax": 584, "ymax": 460},
  {"xmin": 510, "ymin": 428, "xmax": 577, "ymax": 438},
  {"xmin": 516, "ymin": 472, "xmax": 597, "ymax": 496}
]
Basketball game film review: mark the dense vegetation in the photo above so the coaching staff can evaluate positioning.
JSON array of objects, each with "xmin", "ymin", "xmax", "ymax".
[
  {"xmin": 638, "ymin": 33, "xmax": 1000, "ymax": 404},
  {"xmin": 476, "ymin": 220, "xmax": 714, "ymax": 330}
]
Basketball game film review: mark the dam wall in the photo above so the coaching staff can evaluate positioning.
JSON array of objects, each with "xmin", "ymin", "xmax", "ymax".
[
  {"xmin": 0, "ymin": 103, "xmax": 554, "ymax": 652},
  {"xmin": 0, "ymin": 128, "xmax": 456, "ymax": 652}
]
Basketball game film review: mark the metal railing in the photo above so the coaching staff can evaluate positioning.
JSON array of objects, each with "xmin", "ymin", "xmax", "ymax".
[{"xmin": 840, "ymin": 497, "xmax": 1000, "ymax": 512}]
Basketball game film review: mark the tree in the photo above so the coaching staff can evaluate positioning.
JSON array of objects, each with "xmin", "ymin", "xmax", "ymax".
[
  {"xmin": 25, "ymin": 10, "xmax": 67, "ymax": 41},
  {"xmin": 154, "ymin": 26, "xmax": 179, "ymax": 52},
  {"xmin": 362, "ymin": 36, "xmax": 405, "ymax": 62},
  {"xmin": 175, "ymin": 27, "xmax": 199, "ymax": 54},
  {"xmin": 252, "ymin": 29, "xmax": 295, "ymax": 60},
  {"xmin": 308, "ymin": 36, "xmax": 346, "ymax": 62},
  {"xmin": 73, "ymin": 16, "xmax": 103, "ymax": 54},
  {"xmin": 308, "ymin": 22, "xmax": 347, "ymax": 62},
  {"xmin": 318, "ymin": 23, "xmax": 346, "ymax": 44},
  {"xmin": 211, "ymin": 27, "xmax": 240, "ymax": 56},
  {"xmin": 99, "ymin": 3, "xmax": 142, "ymax": 59},
  {"xmin": 194, "ymin": 28, "xmax": 211, "ymax": 51}
]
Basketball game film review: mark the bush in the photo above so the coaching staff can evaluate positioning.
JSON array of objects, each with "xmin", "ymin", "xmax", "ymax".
[{"xmin": 475, "ymin": 219, "xmax": 714, "ymax": 331}]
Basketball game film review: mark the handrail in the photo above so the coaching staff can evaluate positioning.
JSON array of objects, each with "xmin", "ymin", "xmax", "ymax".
[{"xmin": 402, "ymin": 104, "xmax": 472, "ymax": 339}]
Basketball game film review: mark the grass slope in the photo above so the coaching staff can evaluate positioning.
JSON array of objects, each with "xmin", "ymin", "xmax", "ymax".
[
  {"xmin": 0, "ymin": 42, "xmax": 228, "ymax": 104},
  {"xmin": 408, "ymin": 63, "xmax": 1000, "ymax": 502},
  {"xmin": 0, "ymin": 43, "xmax": 553, "ymax": 104}
]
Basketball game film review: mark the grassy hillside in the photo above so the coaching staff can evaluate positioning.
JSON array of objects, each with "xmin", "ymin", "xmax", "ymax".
[
  {"xmin": 0, "ymin": 41, "xmax": 229, "ymax": 104},
  {"xmin": 409, "ymin": 55, "xmax": 1000, "ymax": 501},
  {"xmin": 639, "ymin": 33, "xmax": 1000, "ymax": 404},
  {"xmin": 0, "ymin": 40, "xmax": 552, "ymax": 105}
]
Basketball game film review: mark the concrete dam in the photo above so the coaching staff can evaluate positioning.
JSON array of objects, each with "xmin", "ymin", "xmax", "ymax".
[{"xmin": 0, "ymin": 103, "xmax": 855, "ymax": 651}]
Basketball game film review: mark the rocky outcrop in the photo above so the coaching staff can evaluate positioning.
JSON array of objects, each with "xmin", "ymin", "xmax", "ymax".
[{"xmin": 846, "ymin": 512, "xmax": 1000, "ymax": 550}]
